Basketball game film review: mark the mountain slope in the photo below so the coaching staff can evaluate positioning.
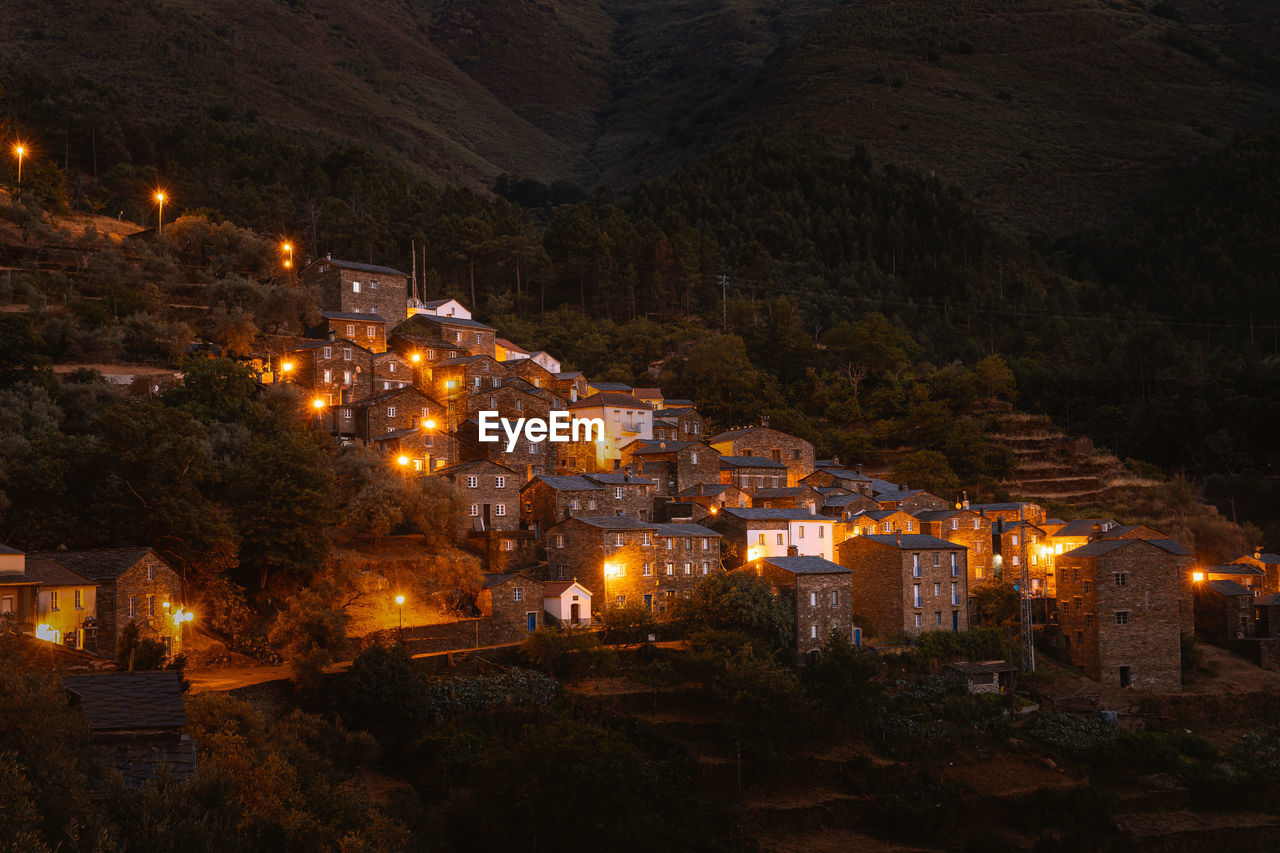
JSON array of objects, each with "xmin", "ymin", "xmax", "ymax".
[{"xmin": 733, "ymin": 0, "xmax": 1280, "ymax": 232}]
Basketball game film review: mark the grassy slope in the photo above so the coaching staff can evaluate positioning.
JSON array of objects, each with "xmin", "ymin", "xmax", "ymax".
[{"xmin": 735, "ymin": 0, "xmax": 1280, "ymax": 232}]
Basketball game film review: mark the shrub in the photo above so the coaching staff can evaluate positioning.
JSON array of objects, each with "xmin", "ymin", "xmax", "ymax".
[
  {"xmin": 912, "ymin": 626, "xmax": 1009, "ymax": 668},
  {"xmin": 802, "ymin": 632, "xmax": 883, "ymax": 719},
  {"xmin": 520, "ymin": 629, "xmax": 616, "ymax": 680},
  {"xmin": 423, "ymin": 668, "xmax": 559, "ymax": 724}
]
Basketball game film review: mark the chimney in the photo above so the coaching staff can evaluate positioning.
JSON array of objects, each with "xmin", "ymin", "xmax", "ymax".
[
  {"xmin": 895, "ymin": 532, "xmax": 902, "ymax": 547},
  {"xmin": 787, "ymin": 545, "xmax": 799, "ymax": 557},
  {"xmin": 1256, "ymin": 547, "xmax": 1264, "ymax": 559},
  {"xmin": 856, "ymin": 464, "xmax": 862, "ymax": 474},
  {"xmin": 761, "ymin": 415, "xmax": 770, "ymax": 428},
  {"xmin": 979, "ymin": 508, "xmax": 986, "ymax": 518},
  {"xmin": 1091, "ymin": 523, "xmax": 1101, "ymax": 542},
  {"xmin": 327, "ymin": 328, "xmax": 336, "ymax": 341},
  {"xmin": 325, "ymin": 252, "xmax": 332, "ymax": 260}
]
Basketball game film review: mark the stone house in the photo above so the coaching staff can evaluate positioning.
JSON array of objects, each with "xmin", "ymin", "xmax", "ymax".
[
  {"xmin": 1200, "ymin": 563, "xmax": 1266, "ymax": 594},
  {"xmin": 466, "ymin": 529, "xmax": 538, "ymax": 574},
  {"xmin": 991, "ymin": 519, "xmax": 1050, "ymax": 593},
  {"xmin": 30, "ymin": 549, "xmax": 184, "ymax": 661},
  {"xmin": 386, "ymin": 330, "xmax": 475, "ymax": 372},
  {"xmin": 408, "ymin": 297, "xmax": 471, "ymax": 320},
  {"xmin": 653, "ymin": 407, "xmax": 705, "ymax": 441},
  {"xmin": 399, "ymin": 313, "xmax": 497, "ymax": 359},
  {"xmin": 969, "ymin": 501, "xmax": 1048, "ymax": 526},
  {"xmin": 1055, "ymin": 538, "xmax": 1193, "ymax": 692},
  {"xmin": 502, "ymin": 358, "xmax": 557, "ymax": 392},
  {"xmin": 521, "ymin": 472, "xmax": 657, "ymax": 536},
  {"xmin": 368, "ymin": 427, "xmax": 455, "ymax": 474},
  {"xmin": 1232, "ymin": 548, "xmax": 1280, "ymax": 594},
  {"xmin": 819, "ymin": 493, "xmax": 881, "ymax": 520},
  {"xmin": 300, "ymin": 255, "xmax": 410, "ymax": 325},
  {"xmin": 276, "ymin": 339, "xmax": 375, "ymax": 417},
  {"xmin": 719, "ymin": 456, "xmax": 790, "ymax": 491},
  {"xmin": 63, "ymin": 671, "xmax": 197, "ymax": 788},
  {"xmin": 801, "ymin": 466, "xmax": 874, "ymax": 496},
  {"xmin": 351, "ymin": 386, "xmax": 443, "ymax": 442},
  {"xmin": 709, "ymin": 508, "xmax": 836, "ymax": 566},
  {"xmin": 1257, "ymin": 594, "xmax": 1280, "ymax": 638},
  {"xmin": 837, "ymin": 534, "xmax": 969, "ymax": 638},
  {"xmin": 465, "ymin": 384, "xmax": 559, "ymax": 426},
  {"xmin": 620, "ymin": 440, "xmax": 720, "ymax": 496},
  {"xmin": 319, "ymin": 311, "xmax": 386, "ymax": 354},
  {"xmin": 453, "ymin": 417, "xmax": 553, "ymax": 483},
  {"xmin": 869, "ymin": 481, "xmax": 948, "ymax": 514},
  {"xmin": 844, "ymin": 510, "xmax": 922, "ymax": 537},
  {"xmin": 477, "ymin": 573, "xmax": 544, "ymax": 642},
  {"xmin": 915, "ymin": 509, "xmax": 993, "ymax": 587},
  {"xmin": 751, "ymin": 486, "xmax": 824, "ymax": 514},
  {"xmin": 544, "ymin": 516, "xmax": 721, "ymax": 614},
  {"xmin": 371, "ymin": 350, "xmax": 415, "ymax": 392},
  {"xmin": 435, "ymin": 460, "xmax": 524, "ymax": 537},
  {"xmin": 429, "ymin": 355, "xmax": 506, "ymax": 427},
  {"xmin": 553, "ymin": 371, "xmax": 589, "ymax": 402},
  {"xmin": 1194, "ymin": 579, "xmax": 1255, "ymax": 643},
  {"xmin": 709, "ymin": 424, "xmax": 815, "ymax": 486},
  {"xmin": 742, "ymin": 555, "xmax": 855, "ymax": 661},
  {"xmin": 543, "ymin": 580, "xmax": 592, "ymax": 627},
  {"xmin": 675, "ymin": 483, "xmax": 750, "ymax": 515}
]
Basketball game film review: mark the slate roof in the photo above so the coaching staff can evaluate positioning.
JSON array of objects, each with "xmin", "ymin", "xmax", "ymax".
[
  {"xmin": 709, "ymin": 426, "xmax": 780, "ymax": 443},
  {"xmin": 1062, "ymin": 538, "xmax": 1191, "ymax": 558},
  {"xmin": 1205, "ymin": 579, "xmax": 1253, "ymax": 597},
  {"xmin": 527, "ymin": 474, "xmax": 601, "ymax": 492},
  {"xmin": 482, "ymin": 572, "xmax": 539, "ymax": 589},
  {"xmin": 434, "ymin": 459, "xmax": 521, "ymax": 477},
  {"xmin": 811, "ymin": 468, "xmax": 872, "ymax": 482},
  {"xmin": 1257, "ymin": 593, "xmax": 1280, "ymax": 607},
  {"xmin": 1052, "ymin": 518, "xmax": 1119, "ymax": 538},
  {"xmin": 27, "ymin": 548, "xmax": 155, "ymax": 583},
  {"xmin": 569, "ymin": 392, "xmax": 649, "ymax": 409},
  {"xmin": 662, "ymin": 398, "xmax": 695, "ymax": 407},
  {"xmin": 0, "ymin": 544, "xmax": 23, "ymax": 554},
  {"xmin": 678, "ymin": 484, "xmax": 735, "ymax": 497},
  {"xmin": 585, "ymin": 471, "xmax": 657, "ymax": 486},
  {"xmin": 313, "ymin": 257, "xmax": 407, "ymax": 277},
  {"xmin": 435, "ymin": 354, "xmax": 496, "ymax": 367},
  {"xmin": 1240, "ymin": 552, "xmax": 1280, "ymax": 565},
  {"xmin": 415, "ymin": 298, "xmax": 461, "ymax": 310},
  {"xmin": 589, "ymin": 382, "xmax": 633, "ymax": 393},
  {"xmin": 320, "ymin": 310, "xmax": 387, "ymax": 322},
  {"xmin": 626, "ymin": 439, "xmax": 699, "ymax": 454},
  {"xmin": 720, "ymin": 456, "xmax": 788, "ymax": 470},
  {"xmin": 403, "ymin": 313, "xmax": 495, "ymax": 331},
  {"xmin": 758, "ymin": 556, "xmax": 851, "ymax": 575},
  {"xmin": 64, "ymin": 672, "xmax": 188, "ymax": 730},
  {"xmin": 0, "ymin": 571, "xmax": 38, "ymax": 586},
  {"xmin": 846, "ymin": 510, "xmax": 903, "ymax": 522},
  {"xmin": 349, "ymin": 385, "xmax": 430, "ymax": 407},
  {"xmin": 1207, "ymin": 563, "xmax": 1264, "ymax": 576},
  {"xmin": 562, "ymin": 515, "xmax": 658, "ymax": 530},
  {"xmin": 655, "ymin": 523, "xmax": 721, "ymax": 537},
  {"xmin": 368, "ymin": 428, "xmax": 421, "ymax": 443},
  {"xmin": 23, "ymin": 558, "xmax": 93, "ymax": 587},
  {"xmin": 859, "ymin": 534, "xmax": 967, "ymax": 550},
  {"xmin": 653, "ymin": 407, "xmax": 697, "ymax": 418},
  {"xmin": 752, "ymin": 487, "xmax": 811, "ymax": 499},
  {"xmin": 718, "ymin": 508, "xmax": 830, "ymax": 522},
  {"xmin": 914, "ymin": 509, "xmax": 973, "ymax": 522},
  {"xmin": 555, "ymin": 371, "xmax": 584, "ymax": 380},
  {"xmin": 824, "ymin": 494, "xmax": 876, "ymax": 507},
  {"xmin": 287, "ymin": 338, "xmax": 368, "ymax": 352}
]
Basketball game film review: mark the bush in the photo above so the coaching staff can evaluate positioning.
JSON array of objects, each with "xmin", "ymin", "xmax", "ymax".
[
  {"xmin": 337, "ymin": 645, "xmax": 430, "ymax": 754},
  {"xmin": 423, "ymin": 668, "xmax": 559, "ymax": 724},
  {"xmin": 520, "ymin": 629, "xmax": 617, "ymax": 679},
  {"xmin": 912, "ymin": 627, "xmax": 1009, "ymax": 668},
  {"xmin": 802, "ymin": 632, "xmax": 883, "ymax": 719}
]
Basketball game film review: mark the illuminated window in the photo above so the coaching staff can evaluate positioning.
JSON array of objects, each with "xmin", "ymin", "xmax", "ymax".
[
  {"xmin": 323, "ymin": 346, "xmax": 332, "ymax": 358},
  {"xmin": 50, "ymin": 590, "xmax": 59, "ymax": 611},
  {"xmin": 387, "ymin": 407, "xmax": 396, "ymax": 418},
  {"xmin": 513, "ymin": 588, "xmax": 523, "ymax": 602},
  {"xmin": 347, "ymin": 324, "xmax": 356, "ymax": 336},
  {"xmin": 128, "ymin": 597, "xmax": 137, "ymax": 618},
  {"xmin": 352, "ymin": 281, "xmax": 361, "ymax": 293},
  {"xmin": 74, "ymin": 589, "xmax": 82, "ymax": 609},
  {"xmin": 555, "ymin": 535, "xmax": 564, "ymax": 548}
]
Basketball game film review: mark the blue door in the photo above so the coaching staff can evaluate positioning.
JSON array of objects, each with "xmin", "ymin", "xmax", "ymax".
[
  {"xmin": 643, "ymin": 594, "xmax": 653, "ymax": 611},
  {"xmin": 526, "ymin": 612, "xmax": 537, "ymax": 632},
  {"xmin": 952, "ymin": 611, "xmax": 959, "ymax": 631},
  {"xmin": 853, "ymin": 627, "xmax": 862, "ymax": 647}
]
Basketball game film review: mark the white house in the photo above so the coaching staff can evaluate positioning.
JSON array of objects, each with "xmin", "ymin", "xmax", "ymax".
[
  {"xmin": 408, "ymin": 297, "xmax": 471, "ymax": 320},
  {"xmin": 714, "ymin": 508, "xmax": 837, "ymax": 563},
  {"xmin": 543, "ymin": 580, "xmax": 592, "ymax": 627},
  {"xmin": 567, "ymin": 392, "xmax": 654, "ymax": 468}
]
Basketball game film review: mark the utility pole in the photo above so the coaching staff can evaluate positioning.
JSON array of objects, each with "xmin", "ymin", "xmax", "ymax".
[
  {"xmin": 720, "ymin": 274, "xmax": 728, "ymax": 333},
  {"xmin": 1019, "ymin": 505, "xmax": 1035, "ymax": 672}
]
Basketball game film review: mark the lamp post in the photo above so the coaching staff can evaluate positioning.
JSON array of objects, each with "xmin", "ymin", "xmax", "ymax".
[
  {"xmin": 282, "ymin": 241, "xmax": 293, "ymax": 270},
  {"xmin": 397, "ymin": 454, "xmax": 410, "ymax": 481},
  {"xmin": 395, "ymin": 594, "xmax": 405, "ymax": 642},
  {"xmin": 311, "ymin": 396, "xmax": 325, "ymax": 431},
  {"xmin": 13, "ymin": 143, "xmax": 25, "ymax": 197},
  {"xmin": 154, "ymin": 191, "xmax": 167, "ymax": 234}
]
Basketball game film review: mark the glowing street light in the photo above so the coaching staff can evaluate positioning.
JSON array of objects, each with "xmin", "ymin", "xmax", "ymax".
[
  {"xmin": 171, "ymin": 607, "xmax": 195, "ymax": 628},
  {"xmin": 281, "ymin": 361, "xmax": 294, "ymax": 375},
  {"xmin": 1192, "ymin": 571, "xmax": 1205, "ymax": 583},
  {"xmin": 311, "ymin": 397, "xmax": 325, "ymax": 410},
  {"xmin": 282, "ymin": 241, "xmax": 294, "ymax": 269},
  {"xmin": 13, "ymin": 142, "xmax": 26, "ymax": 184},
  {"xmin": 397, "ymin": 455, "xmax": 410, "ymax": 467},
  {"xmin": 395, "ymin": 593, "xmax": 406, "ymax": 640},
  {"xmin": 410, "ymin": 352, "xmax": 421, "ymax": 364},
  {"xmin": 421, "ymin": 417, "xmax": 437, "ymax": 431},
  {"xmin": 154, "ymin": 190, "xmax": 167, "ymax": 234}
]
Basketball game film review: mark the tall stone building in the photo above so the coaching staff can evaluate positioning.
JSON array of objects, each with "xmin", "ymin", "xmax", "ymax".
[
  {"xmin": 1054, "ymin": 538, "xmax": 1192, "ymax": 693},
  {"xmin": 741, "ymin": 555, "xmax": 855, "ymax": 661},
  {"xmin": 300, "ymin": 256, "xmax": 410, "ymax": 325},
  {"xmin": 837, "ymin": 534, "xmax": 968, "ymax": 638}
]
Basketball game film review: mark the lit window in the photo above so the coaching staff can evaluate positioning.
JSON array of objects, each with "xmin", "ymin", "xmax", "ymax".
[
  {"xmin": 366, "ymin": 325, "xmax": 375, "ymax": 337},
  {"xmin": 555, "ymin": 535, "xmax": 564, "ymax": 548},
  {"xmin": 50, "ymin": 590, "xmax": 59, "ymax": 611},
  {"xmin": 352, "ymin": 281, "xmax": 361, "ymax": 293},
  {"xmin": 776, "ymin": 533, "xmax": 784, "ymax": 546},
  {"xmin": 347, "ymin": 324, "xmax": 356, "ymax": 336},
  {"xmin": 513, "ymin": 588, "xmax": 523, "ymax": 602},
  {"xmin": 387, "ymin": 407, "xmax": 396, "ymax": 418},
  {"xmin": 128, "ymin": 597, "xmax": 137, "ymax": 618}
]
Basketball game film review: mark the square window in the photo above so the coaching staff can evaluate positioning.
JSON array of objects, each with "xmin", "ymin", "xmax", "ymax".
[{"xmin": 1115, "ymin": 611, "xmax": 1129, "ymax": 625}]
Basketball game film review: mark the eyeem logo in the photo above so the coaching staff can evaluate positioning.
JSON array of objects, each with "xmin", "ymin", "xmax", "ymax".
[{"xmin": 477, "ymin": 411, "xmax": 605, "ymax": 452}]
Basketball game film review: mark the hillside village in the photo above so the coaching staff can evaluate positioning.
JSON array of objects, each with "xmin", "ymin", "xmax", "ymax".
[{"xmin": 6, "ymin": 246, "xmax": 1277, "ymax": 706}]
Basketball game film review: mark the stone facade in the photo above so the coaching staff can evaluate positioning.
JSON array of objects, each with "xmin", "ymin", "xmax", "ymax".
[
  {"xmin": 621, "ymin": 440, "xmax": 720, "ymax": 496},
  {"xmin": 751, "ymin": 486, "xmax": 824, "ymax": 514},
  {"xmin": 371, "ymin": 350, "xmax": 415, "ymax": 391},
  {"xmin": 916, "ymin": 510, "xmax": 993, "ymax": 589},
  {"xmin": 302, "ymin": 256, "xmax": 409, "ymax": 325},
  {"xmin": 353, "ymin": 386, "xmax": 443, "ymax": 441},
  {"xmin": 837, "ymin": 535, "xmax": 968, "ymax": 639},
  {"xmin": 278, "ymin": 339, "xmax": 375, "ymax": 419},
  {"xmin": 744, "ymin": 556, "xmax": 855, "ymax": 659},
  {"xmin": 430, "ymin": 356, "xmax": 505, "ymax": 427},
  {"xmin": 801, "ymin": 468, "xmax": 874, "ymax": 496},
  {"xmin": 322, "ymin": 312, "xmax": 386, "ymax": 354},
  {"xmin": 1055, "ymin": 539, "xmax": 1192, "ymax": 693},
  {"xmin": 466, "ymin": 530, "xmax": 538, "ymax": 574},
  {"xmin": 477, "ymin": 573, "xmax": 544, "ymax": 643},
  {"xmin": 1233, "ymin": 550, "xmax": 1280, "ymax": 594},
  {"xmin": 465, "ymin": 384, "xmax": 558, "ymax": 426},
  {"xmin": 720, "ymin": 457, "xmax": 790, "ymax": 491},
  {"xmin": 521, "ymin": 475, "xmax": 607, "ymax": 537},
  {"xmin": 454, "ymin": 418, "xmax": 554, "ymax": 483},
  {"xmin": 709, "ymin": 425, "xmax": 815, "ymax": 486},
  {"xmin": 1194, "ymin": 580, "xmax": 1255, "ymax": 644},
  {"xmin": 545, "ymin": 517, "xmax": 721, "ymax": 614},
  {"xmin": 435, "ymin": 460, "xmax": 524, "ymax": 538}
]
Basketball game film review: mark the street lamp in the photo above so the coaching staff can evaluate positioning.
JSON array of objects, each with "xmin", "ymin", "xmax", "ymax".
[
  {"xmin": 410, "ymin": 352, "xmax": 421, "ymax": 364},
  {"xmin": 282, "ymin": 241, "xmax": 293, "ymax": 269},
  {"xmin": 13, "ymin": 143, "xmax": 25, "ymax": 185},
  {"xmin": 311, "ymin": 397, "xmax": 325, "ymax": 430},
  {"xmin": 421, "ymin": 417, "xmax": 436, "ymax": 431},
  {"xmin": 395, "ymin": 593, "xmax": 406, "ymax": 642},
  {"xmin": 154, "ymin": 190, "xmax": 167, "ymax": 234},
  {"xmin": 280, "ymin": 360, "xmax": 294, "ymax": 378}
]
